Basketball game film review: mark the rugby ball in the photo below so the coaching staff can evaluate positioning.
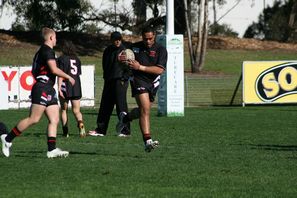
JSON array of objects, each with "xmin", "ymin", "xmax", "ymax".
[
  {"xmin": 125, "ymin": 49, "xmax": 135, "ymax": 61},
  {"xmin": 118, "ymin": 49, "xmax": 135, "ymax": 62}
]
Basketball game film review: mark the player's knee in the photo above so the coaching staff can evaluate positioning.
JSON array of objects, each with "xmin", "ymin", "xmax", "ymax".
[
  {"xmin": 30, "ymin": 117, "xmax": 41, "ymax": 125},
  {"xmin": 140, "ymin": 106, "xmax": 150, "ymax": 116},
  {"xmin": 50, "ymin": 117, "xmax": 60, "ymax": 125}
]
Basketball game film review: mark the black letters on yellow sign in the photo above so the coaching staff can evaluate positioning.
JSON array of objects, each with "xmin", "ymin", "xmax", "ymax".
[{"xmin": 256, "ymin": 63, "xmax": 297, "ymax": 102}]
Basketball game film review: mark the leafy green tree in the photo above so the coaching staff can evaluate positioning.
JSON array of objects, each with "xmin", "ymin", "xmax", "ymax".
[
  {"xmin": 209, "ymin": 23, "xmax": 238, "ymax": 37},
  {"xmin": 86, "ymin": 0, "xmax": 165, "ymax": 34},
  {"xmin": 7, "ymin": 0, "xmax": 94, "ymax": 32},
  {"xmin": 244, "ymin": 0, "xmax": 293, "ymax": 42},
  {"xmin": 132, "ymin": 0, "xmax": 165, "ymax": 33},
  {"xmin": 132, "ymin": 0, "xmax": 147, "ymax": 33},
  {"xmin": 210, "ymin": 0, "xmax": 226, "ymax": 35},
  {"xmin": 176, "ymin": 0, "xmax": 232, "ymax": 36},
  {"xmin": 243, "ymin": 22, "xmax": 263, "ymax": 39}
]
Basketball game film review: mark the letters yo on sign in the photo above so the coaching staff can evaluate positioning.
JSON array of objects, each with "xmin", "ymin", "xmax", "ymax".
[{"xmin": 0, "ymin": 65, "xmax": 95, "ymax": 109}]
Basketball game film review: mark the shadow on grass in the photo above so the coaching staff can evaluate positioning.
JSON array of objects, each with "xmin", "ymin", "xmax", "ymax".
[
  {"xmin": 70, "ymin": 151, "xmax": 98, "ymax": 155},
  {"xmin": 13, "ymin": 150, "xmax": 45, "ymax": 158},
  {"xmin": 83, "ymin": 112, "xmax": 119, "ymax": 116},
  {"xmin": 13, "ymin": 151, "xmax": 145, "ymax": 159},
  {"xmin": 13, "ymin": 150, "xmax": 98, "ymax": 158},
  {"xmin": 234, "ymin": 143, "xmax": 297, "ymax": 151}
]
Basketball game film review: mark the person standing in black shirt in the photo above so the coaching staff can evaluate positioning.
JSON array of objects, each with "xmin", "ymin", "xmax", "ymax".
[
  {"xmin": 1, "ymin": 27, "xmax": 75, "ymax": 158},
  {"xmin": 119, "ymin": 27, "xmax": 167, "ymax": 152},
  {"xmin": 89, "ymin": 31, "xmax": 131, "ymax": 137},
  {"xmin": 57, "ymin": 40, "xmax": 86, "ymax": 138}
]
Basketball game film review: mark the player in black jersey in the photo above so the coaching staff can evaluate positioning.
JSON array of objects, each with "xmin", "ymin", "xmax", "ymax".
[
  {"xmin": 57, "ymin": 40, "xmax": 86, "ymax": 138},
  {"xmin": 1, "ymin": 27, "xmax": 75, "ymax": 158},
  {"xmin": 89, "ymin": 31, "xmax": 131, "ymax": 137},
  {"xmin": 119, "ymin": 27, "xmax": 167, "ymax": 152}
]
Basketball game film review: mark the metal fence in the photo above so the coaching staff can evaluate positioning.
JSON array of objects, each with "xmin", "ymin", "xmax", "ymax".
[{"xmin": 94, "ymin": 74, "xmax": 243, "ymax": 108}]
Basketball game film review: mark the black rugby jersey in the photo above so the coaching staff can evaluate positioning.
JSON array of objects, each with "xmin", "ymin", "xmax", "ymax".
[
  {"xmin": 102, "ymin": 43, "xmax": 130, "ymax": 81},
  {"xmin": 57, "ymin": 55, "xmax": 82, "ymax": 98},
  {"xmin": 32, "ymin": 44, "xmax": 57, "ymax": 86},
  {"xmin": 131, "ymin": 41, "xmax": 167, "ymax": 83}
]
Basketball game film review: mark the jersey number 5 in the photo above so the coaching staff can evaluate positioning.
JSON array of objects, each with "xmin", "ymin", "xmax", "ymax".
[{"xmin": 70, "ymin": 59, "xmax": 78, "ymax": 75}]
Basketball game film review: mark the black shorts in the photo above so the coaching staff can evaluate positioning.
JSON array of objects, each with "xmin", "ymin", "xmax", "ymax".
[
  {"xmin": 131, "ymin": 77, "xmax": 159, "ymax": 102},
  {"xmin": 31, "ymin": 82, "xmax": 58, "ymax": 106},
  {"xmin": 59, "ymin": 95, "xmax": 81, "ymax": 106},
  {"xmin": 61, "ymin": 79, "xmax": 82, "ymax": 99},
  {"xmin": 60, "ymin": 92, "xmax": 82, "ymax": 101}
]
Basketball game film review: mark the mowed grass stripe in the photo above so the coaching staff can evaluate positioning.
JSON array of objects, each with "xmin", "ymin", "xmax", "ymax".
[{"xmin": 1, "ymin": 107, "xmax": 297, "ymax": 197}]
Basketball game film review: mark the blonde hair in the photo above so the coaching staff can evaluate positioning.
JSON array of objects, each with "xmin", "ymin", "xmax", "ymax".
[{"xmin": 41, "ymin": 27, "xmax": 55, "ymax": 41}]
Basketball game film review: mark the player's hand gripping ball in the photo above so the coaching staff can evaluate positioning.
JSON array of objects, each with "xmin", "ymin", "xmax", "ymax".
[
  {"xmin": 118, "ymin": 49, "xmax": 135, "ymax": 71},
  {"xmin": 118, "ymin": 49, "xmax": 135, "ymax": 64}
]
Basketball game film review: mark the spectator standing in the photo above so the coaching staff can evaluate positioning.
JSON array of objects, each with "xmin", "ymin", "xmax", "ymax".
[{"xmin": 89, "ymin": 31, "xmax": 131, "ymax": 137}]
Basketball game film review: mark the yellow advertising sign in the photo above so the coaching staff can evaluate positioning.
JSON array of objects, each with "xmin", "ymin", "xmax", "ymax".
[{"xmin": 243, "ymin": 61, "xmax": 297, "ymax": 105}]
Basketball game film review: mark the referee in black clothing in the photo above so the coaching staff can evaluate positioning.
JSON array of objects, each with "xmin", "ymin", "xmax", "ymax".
[{"xmin": 89, "ymin": 31, "xmax": 131, "ymax": 137}]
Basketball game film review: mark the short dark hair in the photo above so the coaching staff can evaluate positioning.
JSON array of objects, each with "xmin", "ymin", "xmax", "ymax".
[
  {"xmin": 142, "ymin": 26, "xmax": 156, "ymax": 35},
  {"xmin": 60, "ymin": 40, "xmax": 77, "ymax": 56}
]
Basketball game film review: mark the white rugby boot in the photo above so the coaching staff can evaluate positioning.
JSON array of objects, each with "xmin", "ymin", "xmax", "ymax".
[
  {"xmin": 144, "ymin": 139, "xmax": 159, "ymax": 152},
  {"xmin": 1, "ymin": 134, "xmax": 12, "ymax": 157},
  {"xmin": 47, "ymin": 148, "xmax": 69, "ymax": 158}
]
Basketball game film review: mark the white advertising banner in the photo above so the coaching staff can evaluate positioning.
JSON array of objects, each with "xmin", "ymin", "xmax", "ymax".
[
  {"xmin": 80, "ymin": 66, "xmax": 95, "ymax": 107},
  {"xmin": 0, "ymin": 70, "xmax": 9, "ymax": 110},
  {"xmin": 157, "ymin": 34, "xmax": 184, "ymax": 116},
  {"xmin": 0, "ymin": 65, "xmax": 95, "ymax": 109}
]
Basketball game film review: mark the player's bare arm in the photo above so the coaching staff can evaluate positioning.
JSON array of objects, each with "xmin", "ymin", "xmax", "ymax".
[
  {"xmin": 57, "ymin": 77, "xmax": 65, "ymax": 99},
  {"xmin": 48, "ymin": 59, "xmax": 75, "ymax": 85},
  {"xmin": 128, "ymin": 59, "xmax": 164, "ymax": 75}
]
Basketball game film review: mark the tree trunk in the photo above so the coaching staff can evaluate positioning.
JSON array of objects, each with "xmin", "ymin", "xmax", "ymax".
[
  {"xmin": 198, "ymin": 0, "xmax": 208, "ymax": 72},
  {"xmin": 175, "ymin": 0, "xmax": 186, "ymax": 34},
  {"xmin": 288, "ymin": 1, "xmax": 297, "ymax": 41},
  {"xmin": 212, "ymin": 0, "xmax": 218, "ymax": 35},
  {"xmin": 183, "ymin": 0, "xmax": 195, "ymax": 72},
  {"xmin": 183, "ymin": 0, "xmax": 209, "ymax": 73},
  {"xmin": 134, "ymin": 0, "xmax": 147, "ymax": 34},
  {"xmin": 193, "ymin": 0, "xmax": 204, "ymax": 73},
  {"xmin": 213, "ymin": 0, "xmax": 217, "ymax": 23}
]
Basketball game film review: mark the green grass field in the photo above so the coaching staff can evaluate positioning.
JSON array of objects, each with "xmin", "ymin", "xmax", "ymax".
[
  {"xmin": 1, "ymin": 106, "xmax": 297, "ymax": 197},
  {"xmin": 2, "ymin": 36, "xmax": 297, "ymax": 197}
]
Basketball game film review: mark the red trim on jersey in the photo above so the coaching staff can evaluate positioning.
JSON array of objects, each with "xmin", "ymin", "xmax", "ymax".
[{"xmin": 42, "ymin": 92, "xmax": 47, "ymax": 97}]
